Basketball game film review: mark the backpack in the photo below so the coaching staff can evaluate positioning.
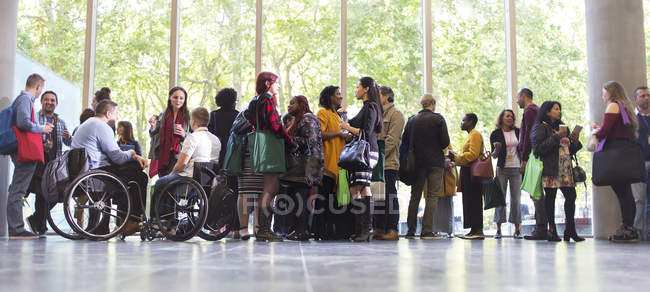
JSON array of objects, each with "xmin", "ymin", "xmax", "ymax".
[{"xmin": 0, "ymin": 100, "xmax": 18, "ymax": 155}]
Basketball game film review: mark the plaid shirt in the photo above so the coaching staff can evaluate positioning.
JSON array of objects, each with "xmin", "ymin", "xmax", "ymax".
[
  {"xmin": 38, "ymin": 110, "xmax": 71, "ymax": 158},
  {"xmin": 251, "ymin": 94, "xmax": 296, "ymax": 149}
]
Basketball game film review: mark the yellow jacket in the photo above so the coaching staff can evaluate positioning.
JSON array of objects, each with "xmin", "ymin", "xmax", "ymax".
[{"xmin": 455, "ymin": 129, "xmax": 484, "ymax": 167}]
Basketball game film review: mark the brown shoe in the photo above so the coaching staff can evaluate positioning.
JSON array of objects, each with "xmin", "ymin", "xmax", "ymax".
[
  {"xmin": 373, "ymin": 230, "xmax": 386, "ymax": 240},
  {"xmin": 122, "ymin": 220, "xmax": 140, "ymax": 236},
  {"xmin": 382, "ymin": 229, "xmax": 399, "ymax": 240}
]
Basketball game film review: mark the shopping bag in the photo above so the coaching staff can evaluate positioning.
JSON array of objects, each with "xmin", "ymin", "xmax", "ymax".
[
  {"xmin": 483, "ymin": 177, "xmax": 506, "ymax": 210},
  {"xmin": 337, "ymin": 169, "xmax": 350, "ymax": 207},
  {"xmin": 521, "ymin": 153, "xmax": 543, "ymax": 200}
]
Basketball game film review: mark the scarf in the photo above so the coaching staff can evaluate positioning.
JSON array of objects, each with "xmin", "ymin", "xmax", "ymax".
[{"xmin": 157, "ymin": 109, "xmax": 184, "ymax": 174}]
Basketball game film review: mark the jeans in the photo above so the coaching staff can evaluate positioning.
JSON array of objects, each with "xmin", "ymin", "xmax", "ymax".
[
  {"xmin": 493, "ymin": 167, "xmax": 522, "ymax": 225},
  {"xmin": 373, "ymin": 170, "xmax": 399, "ymax": 233},
  {"xmin": 631, "ymin": 161, "xmax": 650, "ymax": 237},
  {"xmin": 408, "ymin": 167, "xmax": 443, "ymax": 234},
  {"xmin": 7, "ymin": 153, "xmax": 38, "ymax": 234}
]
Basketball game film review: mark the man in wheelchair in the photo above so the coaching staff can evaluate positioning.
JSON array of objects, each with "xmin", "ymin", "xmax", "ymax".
[
  {"xmin": 71, "ymin": 100, "xmax": 148, "ymax": 235},
  {"xmin": 152, "ymin": 107, "xmax": 220, "ymax": 207}
]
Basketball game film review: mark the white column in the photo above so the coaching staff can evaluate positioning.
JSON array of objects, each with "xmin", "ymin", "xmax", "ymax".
[
  {"xmin": 255, "ymin": 0, "xmax": 263, "ymax": 76},
  {"xmin": 0, "ymin": 0, "xmax": 18, "ymax": 237},
  {"xmin": 423, "ymin": 0, "xmax": 432, "ymax": 94},
  {"xmin": 504, "ymin": 0, "xmax": 518, "ymax": 114},
  {"xmin": 169, "ymin": 0, "xmax": 180, "ymax": 89},
  {"xmin": 82, "ymin": 0, "xmax": 98, "ymax": 108},
  {"xmin": 340, "ymin": 0, "xmax": 347, "ymax": 108},
  {"xmin": 585, "ymin": 0, "xmax": 647, "ymax": 239}
]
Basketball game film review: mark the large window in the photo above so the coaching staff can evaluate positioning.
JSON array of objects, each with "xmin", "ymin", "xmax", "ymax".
[
  {"xmin": 179, "ymin": 0, "xmax": 256, "ymax": 111},
  {"xmin": 94, "ymin": 0, "xmax": 171, "ymax": 157},
  {"xmin": 516, "ymin": 0, "xmax": 590, "ymax": 234},
  {"xmin": 348, "ymin": 0, "xmax": 422, "ymax": 114},
  {"xmin": 263, "ymin": 0, "xmax": 340, "ymax": 112},
  {"xmin": 432, "ymin": 0, "xmax": 507, "ymax": 234}
]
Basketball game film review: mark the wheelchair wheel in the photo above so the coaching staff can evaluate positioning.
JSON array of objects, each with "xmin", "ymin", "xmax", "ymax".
[
  {"xmin": 63, "ymin": 170, "xmax": 131, "ymax": 240},
  {"xmin": 47, "ymin": 202, "xmax": 83, "ymax": 240},
  {"xmin": 197, "ymin": 183, "xmax": 236, "ymax": 241},
  {"xmin": 154, "ymin": 177, "xmax": 208, "ymax": 241}
]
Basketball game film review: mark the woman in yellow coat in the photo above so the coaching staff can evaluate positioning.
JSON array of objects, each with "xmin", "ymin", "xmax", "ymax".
[{"xmin": 451, "ymin": 113, "xmax": 485, "ymax": 239}]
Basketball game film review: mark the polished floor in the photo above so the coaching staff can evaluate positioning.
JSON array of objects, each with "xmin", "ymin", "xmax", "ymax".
[{"xmin": 1, "ymin": 235, "xmax": 649, "ymax": 292}]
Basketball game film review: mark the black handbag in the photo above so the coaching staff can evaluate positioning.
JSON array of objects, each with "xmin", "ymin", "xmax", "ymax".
[
  {"xmin": 483, "ymin": 177, "xmax": 506, "ymax": 210},
  {"xmin": 338, "ymin": 131, "xmax": 370, "ymax": 171},
  {"xmin": 280, "ymin": 154, "xmax": 324, "ymax": 186},
  {"xmin": 592, "ymin": 100, "xmax": 645, "ymax": 186},
  {"xmin": 398, "ymin": 120, "xmax": 416, "ymax": 186},
  {"xmin": 571, "ymin": 155, "xmax": 587, "ymax": 183}
]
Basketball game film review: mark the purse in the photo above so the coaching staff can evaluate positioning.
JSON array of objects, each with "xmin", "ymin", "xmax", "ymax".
[
  {"xmin": 248, "ymin": 99, "xmax": 286, "ymax": 173},
  {"xmin": 483, "ymin": 177, "xmax": 506, "ymax": 210},
  {"xmin": 470, "ymin": 150, "xmax": 493, "ymax": 182},
  {"xmin": 338, "ymin": 131, "xmax": 370, "ymax": 171},
  {"xmin": 14, "ymin": 104, "xmax": 44, "ymax": 164},
  {"xmin": 571, "ymin": 155, "xmax": 586, "ymax": 183},
  {"xmin": 592, "ymin": 100, "xmax": 645, "ymax": 186},
  {"xmin": 280, "ymin": 154, "xmax": 324, "ymax": 186},
  {"xmin": 398, "ymin": 121, "xmax": 416, "ymax": 185}
]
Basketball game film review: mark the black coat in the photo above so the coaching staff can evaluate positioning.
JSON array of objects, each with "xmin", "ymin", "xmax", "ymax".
[
  {"xmin": 489, "ymin": 128, "xmax": 520, "ymax": 168},
  {"xmin": 402, "ymin": 110, "xmax": 450, "ymax": 169},
  {"xmin": 531, "ymin": 122, "xmax": 582, "ymax": 177}
]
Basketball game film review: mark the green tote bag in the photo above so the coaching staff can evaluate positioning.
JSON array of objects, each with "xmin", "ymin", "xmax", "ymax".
[
  {"xmin": 248, "ymin": 100, "xmax": 286, "ymax": 173},
  {"xmin": 521, "ymin": 153, "xmax": 543, "ymax": 200}
]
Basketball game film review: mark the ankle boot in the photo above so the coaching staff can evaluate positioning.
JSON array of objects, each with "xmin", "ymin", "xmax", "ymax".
[
  {"xmin": 548, "ymin": 223, "xmax": 561, "ymax": 242},
  {"xmin": 255, "ymin": 206, "xmax": 283, "ymax": 242},
  {"xmin": 352, "ymin": 197, "xmax": 371, "ymax": 242},
  {"xmin": 563, "ymin": 221, "xmax": 585, "ymax": 242}
]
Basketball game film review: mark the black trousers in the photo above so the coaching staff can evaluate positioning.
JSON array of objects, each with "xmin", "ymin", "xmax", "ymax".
[
  {"xmin": 611, "ymin": 183, "xmax": 636, "ymax": 227},
  {"xmin": 99, "ymin": 161, "xmax": 148, "ymax": 218},
  {"xmin": 460, "ymin": 166, "xmax": 483, "ymax": 230},
  {"xmin": 311, "ymin": 175, "xmax": 355, "ymax": 239}
]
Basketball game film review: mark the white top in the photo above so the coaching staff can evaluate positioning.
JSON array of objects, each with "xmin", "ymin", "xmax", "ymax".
[
  {"xmin": 179, "ymin": 127, "xmax": 221, "ymax": 177},
  {"xmin": 504, "ymin": 130, "xmax": 520, "ymax": 168}
]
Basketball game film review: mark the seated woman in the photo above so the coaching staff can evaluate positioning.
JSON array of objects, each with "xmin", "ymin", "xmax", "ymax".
[
  {"xmin": 117, "ymin": 121, "xmax": 142, "ymax": 156},
  {"xmin": 153, "ymin": 107, "xmax": 220, "ymax": 200}
]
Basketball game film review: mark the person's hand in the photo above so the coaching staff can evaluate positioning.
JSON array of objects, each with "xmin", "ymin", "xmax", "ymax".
[
  {"xmin": 447, "ymin": 151, "xmax": 455, "ymax": 161},
  {"xmin": 174, "ymin": 124, "xmax": 186, "ymax": 138},
  {"xmin": 492, "ymin": 142, "xmax": 503, "ymax": 158},
  {"xmin": 556, "ymin": 127, "xmax": 568, "ymax": 138},
  {"xmin": 42, "ymin": 123, "xmax": 54, "ymax": 134},
  {"xmin": 133, "ymin": 154, "xmax": 148, "ymax": 169},
  {"xmin": 148, "ymin": 115, "xmax": 157, "ymax": 129},
  {"xmin": 339, "ymin": 121, "xmax": 350, "ymax": 131},
  {"xmin": 62, "ymin": 129, "xmax": 71, "ymax": 140},
  {"xmin": 520, "ymin": 161, "xmax": 527, "ymax": 174}
]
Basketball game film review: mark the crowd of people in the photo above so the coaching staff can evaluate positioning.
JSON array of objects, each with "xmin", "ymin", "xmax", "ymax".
[{"xmin": 4, "ymin": 72, "xmax": 648, "ymax": 244}]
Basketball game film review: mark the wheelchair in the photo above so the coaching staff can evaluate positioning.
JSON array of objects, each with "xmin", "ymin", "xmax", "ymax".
[{"xmin": 142, "ymin": 162, "xmax": 237, "ymax": 242}]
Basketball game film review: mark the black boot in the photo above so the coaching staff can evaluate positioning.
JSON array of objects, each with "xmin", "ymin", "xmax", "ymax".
[
  {"xmin": 256, "ymin": 206, "xmax": 283, "ymax": 242},
  {"xmin": 524, "ymin": 224, "xmax": 548, "ymax": 240},
  {"xmin": 352, "ymin": 197, "xmax": 371, "ymax": 242},
  {"xmin": 548, "ymin": 223, "xmax": 561, "ymax": 242},
  {"xmin": 286, "ymin": 199, "xmax": 310, "ymax": 242},
  {"xmin": 563, "ymin": 220, "xmax": 585, "ymax": 242}
]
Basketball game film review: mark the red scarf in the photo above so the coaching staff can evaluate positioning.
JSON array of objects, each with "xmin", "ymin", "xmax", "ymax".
[{"xmin": 157, "ymin": 109, "xmax": 184, "ymax": 174}]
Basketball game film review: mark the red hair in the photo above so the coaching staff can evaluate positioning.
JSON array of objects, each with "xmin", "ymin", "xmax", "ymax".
[
  {"xmin": 288, "ymin": 95, "xmax": 312, "ymax": 136},
  {"xmin": 255, "ymin": 71, "xmax": 279, "ymax": 95}
]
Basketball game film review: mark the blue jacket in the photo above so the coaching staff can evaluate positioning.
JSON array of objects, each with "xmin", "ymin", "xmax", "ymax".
[{"xmin": 13, "ymin": 90, "xmax": 43, "ymax": 133}]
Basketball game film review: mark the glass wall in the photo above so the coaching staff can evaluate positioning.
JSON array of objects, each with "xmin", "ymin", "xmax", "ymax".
[
  {"xmin": 179, "ymin": 0, "xmax": 256, "ymax": 111},
  {"xmin": 263, "ymin": 0, "xmax": 340, "ymax": 112},
  {"xmin": 94, "ymin": 0, "xmax": 171, "ymax": 157},
  {"xmin": 516, "ymin": 0, "xmax": 590, "ymax": 235}
]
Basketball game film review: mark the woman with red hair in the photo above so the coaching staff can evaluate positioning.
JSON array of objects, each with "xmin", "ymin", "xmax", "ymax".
[
  {"xmin": 245, "ymin": 71, "xmax": 298, "ymax": 242},
  {"xmin": 281, "ymin": 95, "xmax": 323, "ymax": 241}
]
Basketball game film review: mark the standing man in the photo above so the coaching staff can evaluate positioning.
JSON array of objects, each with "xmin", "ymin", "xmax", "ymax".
[
  {"xmin": 26, "ymin": 90, "xmax": 71, "ymax": 235},
  {"xmin": 517, "ymin": 88, "xmax": 546, "ymax": 240},
  {"xmin": 404, "ymin": 94, "xmax": 450, "ymax": 239},
  {"xmin": 633, "ymin": 86, "xmax": 650, "ymax": 239},
  {"xmin": 373, "ymin": 86, "xmax": 404, "ymax": 240},
  {"xmin": 7, "ymin": 74, "xmax": 54, "ymax": 239}
]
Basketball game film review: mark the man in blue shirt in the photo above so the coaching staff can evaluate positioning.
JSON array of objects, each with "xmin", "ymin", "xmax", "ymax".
[
  {"xmin": 7, "ymin": 74, "xmax": 54, "ymax": 239},
  {"xmin": 72, "ymin": 100, "xmax": 148, "ymax": 235}
]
